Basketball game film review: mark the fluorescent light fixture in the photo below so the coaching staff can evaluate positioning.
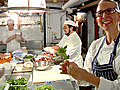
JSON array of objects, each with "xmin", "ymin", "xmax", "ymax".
[{"xmin": 8, "ymin": 0, "xmax": 46, "ymax": 13}]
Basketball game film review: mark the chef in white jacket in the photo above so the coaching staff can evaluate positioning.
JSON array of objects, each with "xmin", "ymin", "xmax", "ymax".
[
  {"xmin": 60, "ymin": 0, "xmax": 120, "ymax": 90},
  {"xmin": 2, "ymin": 19, "xmax": 24, "ymax": 53},
  {"xmin": 44, "ymin": 20, "xmax": 83, "ymax": 67},
  {"xmin": 44, "ymin": 20, "xmax": 83, "ymax": 89}
]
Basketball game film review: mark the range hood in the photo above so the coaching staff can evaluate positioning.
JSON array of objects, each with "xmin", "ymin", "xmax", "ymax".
[
  {"xmin": 62, "ymin": 0, "xmax": 89, "ymax": 10},
  {"xmin": 7, "ymin": 0, "xmax": 46, "ymax": 13}
]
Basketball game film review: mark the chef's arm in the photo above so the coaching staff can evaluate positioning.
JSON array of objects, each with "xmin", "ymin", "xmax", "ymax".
[
  {"xmin": 51, "ymin": 45, "xmax": 60, "ymax": 50},
  {"xmin": 60, "ymin": 62, "xmax": 100, "ymax": 88},
  {"xmin": 20, "ymin": 32, "xmax": 24, "ymax": 42},
  {"xmin": 21, "ymin": 37, "xmax": 24, "ymax": 42},
  {"xmin": 51, "ymin": 45, "xmax": 60, "ymax": 53},
  {"xmin": 69, "ymin": 64, "xmax": 100, "ymax": 88},
  {"xmin": 5, "ymin": 34, "xmax": 16, "ymax": 43},
  {"xmin": 43, "ymin": 45, "xmax": 60, "ymax": 53},
  {"xmin": 81, "ymin": 70, "xmax": 100, "ymax": 88}
]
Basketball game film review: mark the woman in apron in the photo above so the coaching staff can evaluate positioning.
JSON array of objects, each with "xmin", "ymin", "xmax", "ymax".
[{"xmin": 60, "ymin": 0, "xmax": 120, "ymax": 90}]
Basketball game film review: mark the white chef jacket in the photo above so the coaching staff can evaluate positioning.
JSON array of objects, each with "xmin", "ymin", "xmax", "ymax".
[
  {"xmin": 58, "ymin": 32, "xmax": 83, "ymax": 67},
  {"xmin": 84, "ymin": 36, "xmax": 120, "ymax": 90},
  {"xmin": 58, "ymin": 32, "xmax": 83, "ymax": 89},
  {"xmin": 2, "ymin": 29, "xmax": 21, "ymax": 53}
]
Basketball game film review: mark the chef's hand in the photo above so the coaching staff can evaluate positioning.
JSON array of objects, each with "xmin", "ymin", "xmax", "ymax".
[
  {"xmin": 43, "ymin": 47, "xmax": 55, "ymax": 54},
  {"xmin": 20, "ymin": 32, "xmax": 24, "ymax": 42},
  {"xmin": 60, "ymin": 61, "xmax": 87, "ymax": 81},
  {"xmin": 59, "ymin": 61, "xmax": 69, "ymax": 74}
]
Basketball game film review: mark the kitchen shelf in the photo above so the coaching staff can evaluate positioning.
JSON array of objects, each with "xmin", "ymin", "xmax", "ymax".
[
  {"xmin": 0, "ymin": 24, "xmax": 40, "ymax": 26},
  {"xmin": 0, "ymin": 24, "xmax": 6, "ymax": 26},
  {"xmin": 21, "ymin": 24, "xmax": 40, "ymax": 25}
]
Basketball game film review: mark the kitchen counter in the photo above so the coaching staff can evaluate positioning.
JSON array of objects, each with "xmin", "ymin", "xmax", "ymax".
[
  {"xmin": 33, "ymin": 81, "xmax": 75, "ymax": 90},
  {"xmin": 32, "ymin": 65, "xmax": 75, "ymax": 90},
  {"xmin": 0, "ymin": 64, "xmax": 75, "ymax": 90},
  {"xmin": 32, "ymin": 65, "xmax": 70, "ymax": 83},
  {"xmin": 0, "ymin": 50, "xmax": 76, "ymax": 90}
]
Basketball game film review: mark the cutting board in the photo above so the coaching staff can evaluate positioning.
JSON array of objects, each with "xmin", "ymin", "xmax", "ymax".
[
  {"xmin": 12, "ymin": 64, "xmax": 33, "ymax": 73},
  {"xmin": 33, "ymin": 65, "xmax": 70, "ymax": 83}
]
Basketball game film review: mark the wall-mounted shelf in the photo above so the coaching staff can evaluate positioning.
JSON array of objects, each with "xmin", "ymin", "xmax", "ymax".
[
  {"xmin": 0, "ymin": 24, "xmax": 41, "ymax": 26},
  {"xmin": 0, "ymin": 24, "xmax": 6, "ymax": 26}
]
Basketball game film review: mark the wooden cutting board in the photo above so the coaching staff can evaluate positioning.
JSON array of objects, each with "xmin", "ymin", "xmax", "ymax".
[
  {"xmin": 12, "ymin": 64, "xmax": 33, "ymax": 73},
  {"xmin": 33, "ymin": 65, "xmax": 70, "ymax": 83}
]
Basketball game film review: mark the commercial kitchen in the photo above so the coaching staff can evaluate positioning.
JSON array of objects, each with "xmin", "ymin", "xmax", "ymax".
[{"xmin": 0, "ymin": 0, "xmax": 120, "ymax": 90}]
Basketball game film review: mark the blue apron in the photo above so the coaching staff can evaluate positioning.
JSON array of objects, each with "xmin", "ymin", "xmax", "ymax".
[{"xmin": 92, "ymin": 33, "xmax": 120, "ymax": 81}]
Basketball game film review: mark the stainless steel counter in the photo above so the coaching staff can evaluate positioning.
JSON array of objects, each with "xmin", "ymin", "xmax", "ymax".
[
  {"xmin": 33, "ymin": 81, "xmax": 75, "ymax": 90},
  {"xmin": 0, "ymin": 65, "xmax": 75, "ymax": 90}
]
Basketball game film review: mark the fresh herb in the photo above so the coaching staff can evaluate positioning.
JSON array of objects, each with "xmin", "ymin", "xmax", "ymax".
[
  {"xmin": 0, "ymin": 86, "xmax": 5, "ymax": 90},
  {"xmin": 36, "ymin": 85, "xmax": 55, "ymax": 90},
  {"xmin": 56, "ymin": 45, "xmax": 69, "ymax": 66},
  {"xmin": 6, "ymin": 77, "xmax": 28, "ymax": 90},
  {"xmin": 23, "ymin": 55, "xmax": 33, "ymax": 59},
  {"xmin": 57, "ymin": 45, "xmax": 69, "ymax": 60}
]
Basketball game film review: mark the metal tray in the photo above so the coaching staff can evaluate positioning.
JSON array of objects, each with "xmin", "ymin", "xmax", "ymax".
[{"xmin": 3, "ymin": 73, "xmax": 31, "ymax": 87}]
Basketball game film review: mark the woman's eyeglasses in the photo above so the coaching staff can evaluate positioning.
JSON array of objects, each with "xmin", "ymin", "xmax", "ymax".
[{"xmin": 95, "ymin": 8, "xmax": 117, "ymax": 17}]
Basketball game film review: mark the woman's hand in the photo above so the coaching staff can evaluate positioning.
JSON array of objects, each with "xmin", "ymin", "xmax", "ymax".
[
  {"xmin": 60, "ymin": 61, "xmax": 100, "ymax": 88},
  {"xmin": 67, "ymin": 62, "xmax": 87, "ymax": 81},
  {"xmin": 59, "ymin": 61, "xmax": 88, "ymax": 81},
  {"xmin": 59, "ymin": 61, "xmax": 69, "ymax": 74}
]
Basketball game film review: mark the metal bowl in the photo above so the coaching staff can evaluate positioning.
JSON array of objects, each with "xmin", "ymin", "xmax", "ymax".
[{"xmin": 34, "ymin": 61, "xmax": 50, "ymax": 71}]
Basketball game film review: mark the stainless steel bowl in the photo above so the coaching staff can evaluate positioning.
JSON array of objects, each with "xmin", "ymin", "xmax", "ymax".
[{"xmin": 34, "ymin": 61, "xmax": 50, "ymax": 71}]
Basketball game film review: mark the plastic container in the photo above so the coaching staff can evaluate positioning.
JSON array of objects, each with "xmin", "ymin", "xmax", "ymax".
[
  {"xmin": 16, "ymin": 33, "xmax": 21, "ymax": 41},
  {"xmin": 3, "ymin": 63, "xmax": 12, "ymax": 75}
]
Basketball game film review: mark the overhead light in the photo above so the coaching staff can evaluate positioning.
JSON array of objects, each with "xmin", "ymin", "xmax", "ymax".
[{"xmin": 7, "ymin": 0, "xmax": 47, "ymax": 13}]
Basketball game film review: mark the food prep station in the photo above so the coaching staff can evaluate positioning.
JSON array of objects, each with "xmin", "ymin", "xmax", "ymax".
[{"xmin": 0, "ymin": 46, "xmax": 75, "ymax": 90}]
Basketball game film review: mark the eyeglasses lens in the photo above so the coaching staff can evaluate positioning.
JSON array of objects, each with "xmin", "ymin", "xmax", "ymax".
[{"xmin": 96, "ymin": 8, "xmax": 116, "ymax": 17}]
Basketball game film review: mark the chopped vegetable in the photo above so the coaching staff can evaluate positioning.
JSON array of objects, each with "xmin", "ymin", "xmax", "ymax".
[
  {"xmin": 23, "ymin": 55, "xmax": 33, "ymax": 59},
  {"xmin": 36, "ymin": 85, "xmax": 55, "ymax": 90},
  {"xmin": 6, "ymin": 77, "xmax": 28, "ymax": 90}
]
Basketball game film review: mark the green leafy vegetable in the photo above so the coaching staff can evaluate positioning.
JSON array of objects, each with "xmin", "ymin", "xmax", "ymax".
[
  {"xmin": 23, "ymin": 55, "xmax": 33, "ymax": 59},
  {"xmin": 0, "ymin": 86, "xmax": 5, "ymax": 90},
  {"xmin": 57, "ymin": 45, "xmax": 69, "ymax": 60},
  {"xmin": 6, "ymin": 77, "xmax": 28, "ymax": 90},
  {"xmin": 36, "ymin": 85, "xmax": 55, "ymax": 90}
]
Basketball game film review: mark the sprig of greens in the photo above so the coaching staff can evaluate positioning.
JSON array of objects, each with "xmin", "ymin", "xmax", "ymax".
[
  {"xmin": 57, "ymin": 46, "xmax": 69, "ymax": 66},
  {"xmin": 57, "ymin": 45, "xmax": 69, "ymax": 60}
]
